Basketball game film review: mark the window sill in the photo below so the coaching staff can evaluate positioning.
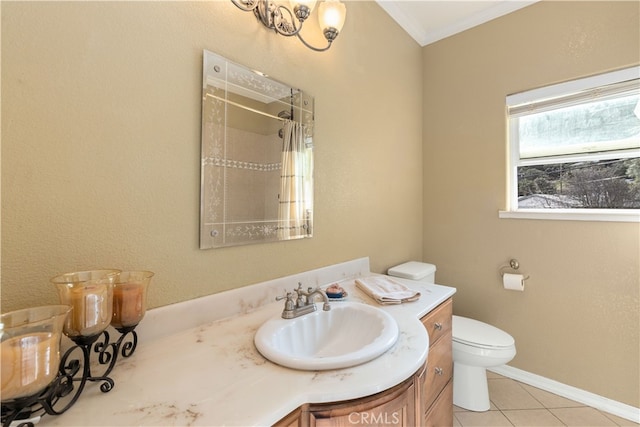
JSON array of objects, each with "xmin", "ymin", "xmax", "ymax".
[{"xmin": 498, "ymin": 209, "xmax": 640, "ymax": 223}]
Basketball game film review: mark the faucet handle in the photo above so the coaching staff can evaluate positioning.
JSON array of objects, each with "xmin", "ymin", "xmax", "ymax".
[
  {"xmin": 276, "ymin": 291, "xmax": 294, "ymax": 301},
  {"xmin": 277, "ymin": 292, "xmax": 296, "ymax": 312},
  {"xmin": 296, "ymin": 291, "xmax": 307, "ymax": 308}
]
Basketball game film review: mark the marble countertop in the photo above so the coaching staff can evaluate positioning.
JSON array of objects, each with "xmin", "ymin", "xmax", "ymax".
[{"xmin": 37, "ymin": 259, "xmax": 456, "ymax": 426}]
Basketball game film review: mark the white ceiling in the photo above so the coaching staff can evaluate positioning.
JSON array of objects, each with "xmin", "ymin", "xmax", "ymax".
[{"xmin": 375, "ymin": 0, "xmax": 539, "ymax": 46}]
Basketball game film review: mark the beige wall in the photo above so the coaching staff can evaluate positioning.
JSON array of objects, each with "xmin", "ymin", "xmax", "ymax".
[
  {"xmin": 3, "ymin": 0, "xmax": 638, "ymax": 410},
  {"xmin": 1, "ymin": 2, "xmax": 423, "ymax": 309},
  {"xmin": 423, "ymin": 1, "xmax": 639, "ymax": 407}
]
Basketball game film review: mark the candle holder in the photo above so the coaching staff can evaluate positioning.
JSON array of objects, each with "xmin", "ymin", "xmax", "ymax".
[
  {"xmin": 110, "ymin": 271, "xmax": 154, "ymax": 358},
  {"xmin": 50, "ymin": 270, "xmax": 121, "ymax": 388},
  {"xmin": 0, "ymin": 305, "xmax": 71, "ymax": 427},
  {"xmin": 1, "ymin": 270, "xmax": 153, "ymax": 426}
]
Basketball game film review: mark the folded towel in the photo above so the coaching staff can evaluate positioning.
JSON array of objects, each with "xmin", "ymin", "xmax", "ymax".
[{"xmin": 355, "ymin": 276, "xmax": 421, "ymax": 305}]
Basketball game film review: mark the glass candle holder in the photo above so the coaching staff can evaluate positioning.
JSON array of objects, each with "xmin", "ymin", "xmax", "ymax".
[
  {"xmin": 1, "ymin": 305, "xmax": 71, "ymax": 401},
  {"xmin": 110, "ymin": 271, "xmax": 153, "ymax": 330},
  {"xmin": 51, "ymin": 270, "xmax": 120, "ymax": 340}
]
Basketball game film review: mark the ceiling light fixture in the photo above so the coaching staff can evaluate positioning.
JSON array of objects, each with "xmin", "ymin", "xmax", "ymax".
[{"xmin": 231, "ymin": 0, "xmax": 346, "ymax": 52}]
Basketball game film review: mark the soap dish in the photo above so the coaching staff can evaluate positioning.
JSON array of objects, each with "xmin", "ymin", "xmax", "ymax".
[{"xmin": 327, "ymin": 290, "xmax": 348, "ymax": 301}]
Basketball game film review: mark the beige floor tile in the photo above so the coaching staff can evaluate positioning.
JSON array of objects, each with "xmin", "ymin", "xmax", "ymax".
[
  {"xmin": 550, "ymin": 407, "xmax": 618, "ymax": 426},
  {"xmin": 601, "ymin": 412, "xmax": 640, "ymax": 427},
  {"xmin": 488, "ymin": 379, "xmax": 545, "ymax": 410},
  {"xmin": 454, "ymin": 373, "xmax": 636, "ymax": 427},
  {"xmin": 455, "ymin": 410, "xmax": 513, "ymax": 426},
  {"xmin": 502, "ymin": 409, "xmax": 565, "ymax": 426},
  {"xmin": 455, "ymin": 403, "xmax": 498, "ymax": 412},
  {"xmin": 487, "ymin": 371, "xmax": 506, "ymax": 379},
  {"xmin": 519, "ymin": 383, "xmax": 584, "ymax": 408},
  {"xmin": 453, "ymin": 413, "xmax": 463, "ymax": 426}
]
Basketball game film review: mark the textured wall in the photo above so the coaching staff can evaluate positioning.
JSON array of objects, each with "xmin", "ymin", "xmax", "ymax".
[
  {"xmin": 422, "ymin": 1, "xmax": 639, "ymax": 407},
  {"xmin": 1, "ymin": 2, "xmax": 423, "ymax": 310}
]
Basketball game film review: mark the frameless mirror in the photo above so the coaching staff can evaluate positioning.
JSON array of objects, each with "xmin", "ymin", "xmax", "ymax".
[{"xmin": 200, "ymin": 50, "xmax": 314, "ymax": 249}]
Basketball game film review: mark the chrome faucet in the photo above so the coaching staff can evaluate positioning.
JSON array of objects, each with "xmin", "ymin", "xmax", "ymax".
[{"xmin": 276, "ymin": 282, "xmax": 331, "ymax": 319}]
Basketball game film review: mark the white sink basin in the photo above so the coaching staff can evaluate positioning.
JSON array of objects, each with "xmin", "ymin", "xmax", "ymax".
[{"xmin": 254, "ymin": 302, "xmax": 399, "ymax": 370}]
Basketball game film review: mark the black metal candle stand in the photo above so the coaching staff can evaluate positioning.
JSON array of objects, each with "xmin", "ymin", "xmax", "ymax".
[{"xmin": 1, "ymin": 327, "xmax": 139, "ymax": 427}]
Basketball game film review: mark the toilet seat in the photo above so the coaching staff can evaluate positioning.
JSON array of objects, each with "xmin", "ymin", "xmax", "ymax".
[{"xmin": 453, "ymin": 315, "xmax": 514, "ymax": 349}]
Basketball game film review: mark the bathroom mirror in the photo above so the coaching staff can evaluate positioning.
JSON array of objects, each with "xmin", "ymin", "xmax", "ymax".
[{"xmin": 200, "ymin": 50, "xmax": 314, "ymax": 249}]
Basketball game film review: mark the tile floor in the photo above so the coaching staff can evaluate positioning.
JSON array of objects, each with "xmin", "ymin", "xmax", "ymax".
[{"xmin": 453, "ymin": 372, "xmax": 639, "ymax": 427}]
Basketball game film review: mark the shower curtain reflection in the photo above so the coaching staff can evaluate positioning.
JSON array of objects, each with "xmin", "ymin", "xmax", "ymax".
[{"xmin": 278, "ymin": 120, "xmax": 313, "ymax": 239}]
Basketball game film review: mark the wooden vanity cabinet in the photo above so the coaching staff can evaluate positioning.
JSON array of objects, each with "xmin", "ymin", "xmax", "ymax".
[
  {"xmin": 276, "ymin": 407, "xmax": 304, "ymax": 427},
  {"xmin": 424, "ymin": 381, "xmax": 453, "ymax": 427},
  {"xmin": 274, "ymin": 375, "xmax": 416, "ymax": 427},
  {"xmin": 419, "ymin": 298, "xmax": 453, "ymax": 426},
  {"xmin": 274, "ymin": 297, "xmax": 454, "ymax": 427},
  {"xmin": 306, "ymin": 374, "xmax": 416, "ymax": 427}
]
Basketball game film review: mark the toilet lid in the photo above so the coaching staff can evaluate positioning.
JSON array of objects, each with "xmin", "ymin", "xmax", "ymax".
[{"xmin": 453, "ymin": 315, "xmax": 515, "ymax": 348}]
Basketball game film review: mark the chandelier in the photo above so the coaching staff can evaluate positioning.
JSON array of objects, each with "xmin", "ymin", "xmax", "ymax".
[{"xmin": 231, "ymin": 0, "xmax": 347, "ymax": 52}]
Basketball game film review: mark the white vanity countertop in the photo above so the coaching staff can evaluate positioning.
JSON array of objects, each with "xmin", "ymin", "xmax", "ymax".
[{"xmin": 38, "ymin": 259, "xmax": 456, "ymax": 426}]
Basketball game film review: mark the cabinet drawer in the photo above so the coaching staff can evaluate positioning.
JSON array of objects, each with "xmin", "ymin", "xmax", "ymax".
[
  {"xmin": 423, "ymin": 333, "xmax": 452, "ymax": 411},
  {"xmin": 421, "ymin": 299, "xmax": 452, "ymax": 346}
]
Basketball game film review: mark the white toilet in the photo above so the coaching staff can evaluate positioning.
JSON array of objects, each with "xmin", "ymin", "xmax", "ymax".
[{"xmin": 387, "ymin": 261, "xmax": 517, "ymax": 412}]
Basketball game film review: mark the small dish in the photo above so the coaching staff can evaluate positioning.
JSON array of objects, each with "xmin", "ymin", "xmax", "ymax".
[{"xmin": 327, "ymin": 290, "xmax": 348, "ymax": 301}]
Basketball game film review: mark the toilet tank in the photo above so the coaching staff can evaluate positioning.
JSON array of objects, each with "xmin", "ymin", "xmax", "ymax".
[{"xmin": 387, "ymin": 261, "xmax": 436, "ymax": 284}]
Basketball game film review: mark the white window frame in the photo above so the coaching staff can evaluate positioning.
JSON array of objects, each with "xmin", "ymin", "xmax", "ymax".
[{"xmin": 500, "ymin": 66, "xmax": 640, "ymax": 223}]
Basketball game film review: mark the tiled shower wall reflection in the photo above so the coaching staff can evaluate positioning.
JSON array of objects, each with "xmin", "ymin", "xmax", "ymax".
[{"xmin": 201, "ymin": 87, "xmax": 283, "ymax": 246}]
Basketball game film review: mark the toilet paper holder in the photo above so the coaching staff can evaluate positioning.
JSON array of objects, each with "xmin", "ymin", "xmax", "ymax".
[{"xmin": 499, "ymin": 259, "xmax": 530, "ymax": 281}]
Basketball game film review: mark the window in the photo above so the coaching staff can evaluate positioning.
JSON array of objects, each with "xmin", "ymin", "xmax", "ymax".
[{"xmin": 503, "ymin": 66, "xmax": 640, "ymax": 222}]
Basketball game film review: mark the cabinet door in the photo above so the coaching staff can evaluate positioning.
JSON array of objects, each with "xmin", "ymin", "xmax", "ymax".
[
  {"xmin": 424, "ymin": 381, "xmax": 453, "ymax": 427},
  {"xmin": 309, "ymin": 382, "xmax": 415, "ymax": 427},
  {"xmin": 423, "ymin": 333, "xmax": 453, "ymax": 411}
]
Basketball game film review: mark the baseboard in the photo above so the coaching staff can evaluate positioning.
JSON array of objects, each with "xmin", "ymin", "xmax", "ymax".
[{"xmin": 489, "ymin": 365, "xmax": 640, "ymax": 424}]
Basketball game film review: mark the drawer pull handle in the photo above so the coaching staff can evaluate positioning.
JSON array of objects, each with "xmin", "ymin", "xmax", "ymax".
[
  {"xmin": 434, "ymin": 367, "xmax": 444, "ymax": 376},
  {"xmin": 434, "ymin": 322, "xmax": 443, "ymax": 331}
]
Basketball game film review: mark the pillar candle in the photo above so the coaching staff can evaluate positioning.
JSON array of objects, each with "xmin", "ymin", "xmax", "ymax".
[
  {"xmin": 1, "ymin": 332, "xmax": 60, "ymax": 400},
  {"xmin": 66, "ymin": 283, "xmax": 110, "ymax": 337},
  {"xmin": 111, "ymin": 283, "xmax": 144, "ymax": 328}
]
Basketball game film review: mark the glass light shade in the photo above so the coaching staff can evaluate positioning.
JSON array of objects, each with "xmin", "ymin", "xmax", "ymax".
[
  {"xmin": 291, "ymin": 0, "xmax": 317, "ymax": 14},
  {"xmin": 51, "ymin": 270, "xmax": 119, "ymax": 338},
  {"xmin": 110, "ymin": 271, "xmax": 153, "ymax": 329},
  {"xmin": 318, "ymin": 0, "xmax": 346, "ymax": 33},
  {"xmin": 1, "ymin": 305, "xmax": 71, "ymax": 401}
]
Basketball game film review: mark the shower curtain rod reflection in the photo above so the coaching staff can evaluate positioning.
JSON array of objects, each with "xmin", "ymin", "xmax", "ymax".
[
  {"xmin": 278, "ymin": 110, "xmax": 293, "ymax": 120},
  {"xmin": 205, "ymin": 93, "xmax": 289, "ymax": 122}
]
